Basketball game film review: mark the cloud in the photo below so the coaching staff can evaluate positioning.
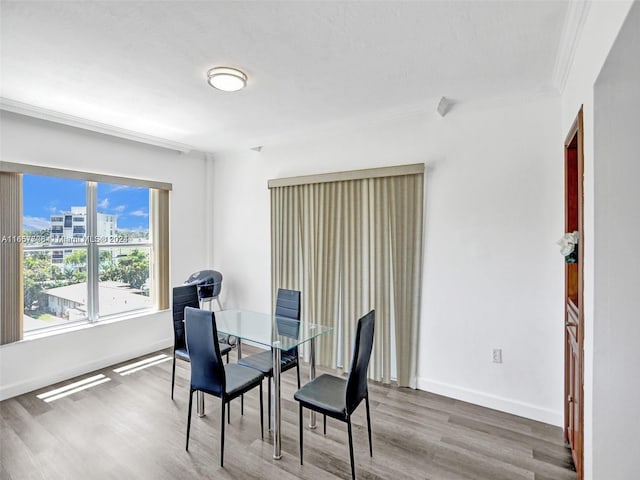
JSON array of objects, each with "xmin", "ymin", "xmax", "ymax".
[
  {"xmin": 23, "ymin": 216, "xmax": 50, "ymax": 231},
  {"xmin": 114, "ymin": 205, "xmax": 126, "ymax": 213},
  {"xmin": 98, "ymin": 198, "xmax": 109, "ymax": 209},
  {"xmin": 109, "ymin": 185, "xmax": 132, "ymax": 192},
  {"xmin": 130, "ymin": 209, "xmax": 149, "ymax": 217}
]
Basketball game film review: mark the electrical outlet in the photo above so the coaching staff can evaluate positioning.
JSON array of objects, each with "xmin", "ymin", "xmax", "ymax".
[{"xmin": 492, "ymin": 349, "xmax": 503, "ymax": 363}]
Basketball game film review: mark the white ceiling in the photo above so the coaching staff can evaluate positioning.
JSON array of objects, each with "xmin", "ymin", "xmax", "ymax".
[{"xmin": 0, "ymin": 1, "xmax": 569, "ymax": 153}]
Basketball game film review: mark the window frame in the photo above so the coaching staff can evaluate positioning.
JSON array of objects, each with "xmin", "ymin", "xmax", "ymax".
[{"xmin": 0, "ymin": 161, "xmax": 171, "ymax": 342}]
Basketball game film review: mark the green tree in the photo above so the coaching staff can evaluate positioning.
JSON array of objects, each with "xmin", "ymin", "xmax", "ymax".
[
  {"xmin": 23, "ymin": 252, "xmax": 51, "ymax": 309},
  {"xmin": 100, "ymin": 250, "xmax": 113, "ymax": 264},
  {"xmin": 24, "ymin": 251, "xmax": 87, "ymax": 315},
  {"xmin": 117, "ymin": 249, "xmax": 149, "ymax": 289},
  {"xmin": 23, "ymin": 229, "xmax": 50, "ymax": 244},
  {"xmin": 72, "ymin": 270, "xmax": 87, "ymax": 284},
  {"xmin": 64, "ymin": 250, "xmax": 87, "ymax": 269},
  {"xmin": 101, "ymin": 249, "xmax": 149, "ymax": 290}
]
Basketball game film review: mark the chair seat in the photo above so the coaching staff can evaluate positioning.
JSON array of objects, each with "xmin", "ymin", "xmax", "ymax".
[
  {"xmin": 176, "ymin": 343, "xmax": 231, "ymax": 363},
  {"xmin": 224, "ymin": 364, "xmax": 264, "ymax": 398},
  {"xmin": 219, "ymin": 342, "xmax": 232, "ymax": 356},
  {"xmin": 237, "ymin": 349, "xmax": 297, "ymax": 376},
  {"xmin": 293, "ymin": 374, "xmax": 347, "ymax": 418},
  {"xmin": 175, "ymin": 347, "xmax": 190, "ymax": 361}
]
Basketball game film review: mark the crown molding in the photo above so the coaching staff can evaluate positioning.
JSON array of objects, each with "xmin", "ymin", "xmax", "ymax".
[
  {"xmin": 0, "ymin": 97, "xmax": 194, "ymax": 154},
  {"xmin": 550, "ymin": 0, "xmax": 591, "ymax": 94}
]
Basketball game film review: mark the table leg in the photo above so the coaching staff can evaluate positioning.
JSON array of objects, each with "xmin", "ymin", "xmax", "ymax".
[
  {"xmin": 272, "ymin": 346, "xmax": 282, "ymax": 459},
  {"xmin": 237, "ymin": 341, "xmax": 243, "ymax": 414},
  {"xmin": 309, "ymin": 336, "xmax": 317, "ymax": 428}
]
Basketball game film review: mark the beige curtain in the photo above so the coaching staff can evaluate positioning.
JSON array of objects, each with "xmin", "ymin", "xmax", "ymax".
[
  {"xmin": 151, "ymin": 188, "xmax": 170, "ymax": 310},
  {"xmin": 270, "ymin": 169, "xmax": 424, "ymax": 387},
  {"xmin": 0, "ymin": 172, "xmax": 24, "ymax": 344}
]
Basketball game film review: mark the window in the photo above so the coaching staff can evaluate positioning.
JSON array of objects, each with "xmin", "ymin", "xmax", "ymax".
[
  {"xmin": 0, "ymin": 162, "xmax": 171, "ymax": 344},
  {"xmin": 23, "ymin": 176, "xmax": 88, "ymax": 332},
  {"xmin": 20, "ymin": 175, "xmax": 156, "ymax": 333},
  {"xmin": 96, "ymin": 181, "xmax": 152, "ymax": 318}
]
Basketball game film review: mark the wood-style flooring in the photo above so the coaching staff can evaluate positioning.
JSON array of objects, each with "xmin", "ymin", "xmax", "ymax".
[{"xmin": 0, "ymin": 347, "xmax": 576, "ymax": 480}]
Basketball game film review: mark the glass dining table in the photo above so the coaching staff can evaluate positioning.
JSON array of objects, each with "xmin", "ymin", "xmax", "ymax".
[{"xmin": 198, "ymin": 309, "xmax": 333, "ymax": 460}]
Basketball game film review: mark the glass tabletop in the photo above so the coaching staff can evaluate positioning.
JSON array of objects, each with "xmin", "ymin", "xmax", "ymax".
[{"xmin": 215, "ymin": 309, "xmax": 333, "ymax": 351}]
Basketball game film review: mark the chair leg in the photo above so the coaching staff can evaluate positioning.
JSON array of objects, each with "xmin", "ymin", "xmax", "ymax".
[
  {"xmin": 226, "ymin": 352, "xmax": 229, "ymax": 364},
  {"xmin": 365, "ymin": 395, "xmax": 373, "ymax": 456},
  {"xmin": 296, "ymin": 360, "xmax": 301, "ymax": 389},
  {"xmin": 171, "ymin": 355, "xmax": 176, "ymax": 400},
  {"xmin": 259, "ymin": 381, "xmax": 264, "ymax": 440},
  {"xmin": 241, "ymin": 392, "xmax": 244, "ymax": 416},
  {"xmin": 299, "ymin": 403, "xmax": 304, "ymax": 465},
  {"xmin": 227, "ymin": 399, "xmax": 231, "ymax": 424},
  {"xmin": 186, "ymin": 388, "xmax": 194, "ymax": 450},
  {"xmin": 323, "ymin": 414, "xmax": 327, "ymax": 435},
  {"xmin": 220, "ymin": 400, "xmax": 226, "ymax": 467},
  {"xmin": 347, "ymin": 416, "xmax": 356, "ymax": 480},
  {"xmin": 268, "ymin": 378, "xmax": 272, "ymax": 430}
]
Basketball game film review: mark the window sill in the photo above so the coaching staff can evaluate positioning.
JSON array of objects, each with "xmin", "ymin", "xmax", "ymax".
[{"xmin": 18, "ymin": 308, "xmax": 169, "ymax": 343}]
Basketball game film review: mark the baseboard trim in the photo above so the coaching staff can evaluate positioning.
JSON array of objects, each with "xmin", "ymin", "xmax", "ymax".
[
  {"xmin": 0, "ymin": 338, "xmax": 172, "ymax": 401},
  {"xmin": 416, "ymin": 377, "xmax": 562, "ymax": 427}
]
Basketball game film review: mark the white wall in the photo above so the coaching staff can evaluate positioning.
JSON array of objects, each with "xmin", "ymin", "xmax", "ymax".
[
  {"xmin": 211, "ymin": 95, "xmax": 565, "ymax": 425},
  {"xmin": 0, "ymin": 112, "xmax": 209, "ymax": 400},
  {"xmin": 418, "ymin": 98, "xmax": 563, "ymax": 425},
  {"xmin": 559, "ymin": 2, "xmax": 634, "ymax": 478},
  {"xmin": 593, "ymin": 3, "xmax": 640, "ymax": 478}
]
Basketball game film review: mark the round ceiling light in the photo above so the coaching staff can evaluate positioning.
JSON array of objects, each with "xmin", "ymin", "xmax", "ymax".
[{"xmin": 207, "ymin": 67, "xmax": 247, "ymax": 92}]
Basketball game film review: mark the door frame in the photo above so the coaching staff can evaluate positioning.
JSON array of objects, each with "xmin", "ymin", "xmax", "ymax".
[{"xmin": 564, "ymin": 107, "xmax": 584, "ymax": 478}]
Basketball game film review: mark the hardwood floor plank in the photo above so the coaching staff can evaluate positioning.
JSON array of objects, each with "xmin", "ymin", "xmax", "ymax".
[
  {"xmin": 0, "ymin": 347, "xmax": 576, "ymax": 480},
  {"xmin": 450, "ymin": 401, "xmax": 534, "ymax": 435},
  {"xmin": 1, "ymin": 416, "xmax": 46, "ymax": 480}
]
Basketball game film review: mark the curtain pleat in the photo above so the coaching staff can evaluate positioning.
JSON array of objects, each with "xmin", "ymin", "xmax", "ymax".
[
  {"xmin": 389, "ymin": 175, "xmax": 423, "ymax": 387},
  {"xmin": 0, "ymin": 172, "xmax": 24, "ymax": 344},
  {"xmin": 270, "ymin": 171, "xmax": 424, "ymax": 386},
  {"xmin": 151, "ymin": 189, "xmax": 170, "ymax": 310}
]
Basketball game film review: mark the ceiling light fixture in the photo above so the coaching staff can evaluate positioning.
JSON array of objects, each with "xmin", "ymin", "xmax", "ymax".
[{"xmin": 207, "ymin": 67, "xmax": 247, "ymax": 92}]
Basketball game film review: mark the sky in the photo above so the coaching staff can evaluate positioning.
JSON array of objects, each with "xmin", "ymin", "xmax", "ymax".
[{"xmin": 22, "ymin": 174, "xmax": 150, "ymax": 231}]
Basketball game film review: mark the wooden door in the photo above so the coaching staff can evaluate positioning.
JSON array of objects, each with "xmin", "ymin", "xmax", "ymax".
[{"xmin": 564, "ymin": 108, "xmax": 584, "ymax": 478}]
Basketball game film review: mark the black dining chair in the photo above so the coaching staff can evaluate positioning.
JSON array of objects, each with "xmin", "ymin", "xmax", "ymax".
[
  {"xmin": 185, "ymin": 270, "xmax": 236, "ymax": 351},
  {"xmin": 171, "ymin": 284, "xmax": 231, "ymax": 399},
  {"xmin": 294, "ymin": 310, "xmax": 375, "ymax": 480},
  {"xmin": 184, "ymin": 307, "xmax": 264, "ymax": 467},
  {"xmin": 238, "ymin": 288, "xmax": 301, "ymax": 428}
]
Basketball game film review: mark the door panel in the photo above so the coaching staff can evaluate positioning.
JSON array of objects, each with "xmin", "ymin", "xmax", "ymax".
[{"xmin": 564, "ymin": 109, "xmax": 584, "ymax": 479}]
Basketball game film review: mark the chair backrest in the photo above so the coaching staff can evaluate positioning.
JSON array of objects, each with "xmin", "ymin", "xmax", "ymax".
[
  {"xmin": 275, "ymin": 288, "xmax": 301, "ymax": 320},
  {"xmin": 275, "ymin": 316, "xmax": 301, "ymax": 342},
  {"xmin": 184, "ymin": 307, "xmax": 226, "ymax": 396},
  {"xmin": 275, "ymin": 288, "xmax": 301, "ymax": 352},
  {"xmin": 185, "ymin": 270, "xmax": 223, "ymax": 300},
  {"xmin": 345, "ymin": 310, "xmax": 375, "ymax": 414},
  {"xmin": 172, "ymin": 284, "xmax": 200, "ymax": 351}
]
